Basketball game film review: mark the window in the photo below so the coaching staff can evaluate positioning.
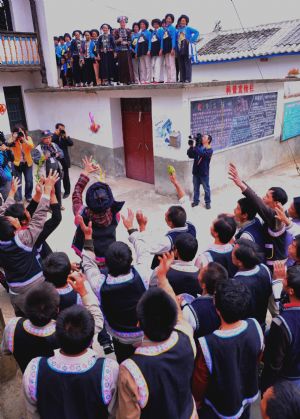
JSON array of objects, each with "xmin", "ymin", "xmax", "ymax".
[
  {"xmin": 3, "ymin": 86, "xmax": 27, "ymax": 131},
  {"xmin": 0, "ymin": 0, "xmax": 13, "ymax": 31}
]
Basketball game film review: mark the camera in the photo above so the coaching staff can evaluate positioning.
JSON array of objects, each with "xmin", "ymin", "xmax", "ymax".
[
  {"xmin": 50, "ymin": 151, "xmax": 57, "ymax": 158},
  {"xmin": 188, "ymin": 133, "xmax": 202, "ymax": 147},
  {"xmin": 59, "ymin": 129, "xmax": 66, "ymax": 136},
  {"xmin": 17, "ymin": 131, "xmax": 24, "ymax": 143}
]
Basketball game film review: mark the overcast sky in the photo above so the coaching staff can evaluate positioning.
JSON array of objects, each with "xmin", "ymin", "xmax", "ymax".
[{"xmin": 49, "ymin": 0, "xmax": 300, "ymax": 35}]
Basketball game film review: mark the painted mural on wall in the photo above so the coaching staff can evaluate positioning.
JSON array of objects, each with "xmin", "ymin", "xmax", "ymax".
[{"xmin": 154, "ymin": 117, "xmax": 181, "ymax": 150}]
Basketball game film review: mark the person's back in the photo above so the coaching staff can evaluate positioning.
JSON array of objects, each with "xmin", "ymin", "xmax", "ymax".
[
  {"xmin": 232, "ymin": 239, "xmax": 272, "ymax": 327},
  {"xmin": 23, "ymin": 305, "xmax": 118, "ymax": 419},
  {"xmin": 193, "ymin": 280, "xmax": 263, "ymax": 418},
  {"xmin": 1, "ymin": 283, "xmax": 59, "ymax": 372}
]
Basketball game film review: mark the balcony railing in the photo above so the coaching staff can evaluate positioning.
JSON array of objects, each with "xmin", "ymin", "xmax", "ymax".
[{"xmin": 0, "ymin": 31, "xmax": 40, "ymax": 67}]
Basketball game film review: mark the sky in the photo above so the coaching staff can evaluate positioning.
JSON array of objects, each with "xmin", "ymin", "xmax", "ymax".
[{"xmin": 49, "ymin": 0, "xmax": 300, "ymax": 36}]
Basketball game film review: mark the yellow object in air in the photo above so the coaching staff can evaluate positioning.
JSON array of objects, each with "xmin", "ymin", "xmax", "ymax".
[{"xmin": 167, "ymin": 165, "xmax": 176, "ymax": 175}]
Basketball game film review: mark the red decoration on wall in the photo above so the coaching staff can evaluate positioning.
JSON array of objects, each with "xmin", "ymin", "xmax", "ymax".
[
  {"xmin": 225, "ymin": 83, "xmax": 255, "ymax": 95},
  {"xmin": 0, "ymin": 104, "xmax": 7, "ymax": 115},
  {"xmin": 89, "ymin": 112, "xmax": 101, "ymax": 134}
]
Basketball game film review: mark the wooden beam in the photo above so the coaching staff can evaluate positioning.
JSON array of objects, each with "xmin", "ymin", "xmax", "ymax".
[{"xmin": 28, "ymin": 0, "xmax": 47, "ymax": 84}]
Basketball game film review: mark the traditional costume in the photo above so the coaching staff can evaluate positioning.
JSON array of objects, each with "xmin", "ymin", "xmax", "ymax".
[{"xmin": 113, "ymin": 16, "xmax": 134, "ymax": 84}]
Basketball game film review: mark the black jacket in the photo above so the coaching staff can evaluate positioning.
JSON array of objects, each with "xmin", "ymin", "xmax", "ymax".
[
  {"xmin": 52, "ymin": 133, "xmax": 73, "ymax": 168},
  {"xmin": 187, "ymin": 145, "xmax": 213, "ymax": 177}
]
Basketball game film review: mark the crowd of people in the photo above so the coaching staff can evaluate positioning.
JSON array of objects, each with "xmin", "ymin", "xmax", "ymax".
[
  {"xmin": 54, "ymin": 14, "xmax": 199, "ymax": 87},
  {"xmin": 1, "ymin": 128, "xmax": 300, "ymax": 418}
]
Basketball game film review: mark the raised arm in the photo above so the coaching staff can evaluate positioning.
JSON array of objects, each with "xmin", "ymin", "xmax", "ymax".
[{"xmin": 0, "ymin": 177, "xmax": 20, "ymax": 215}]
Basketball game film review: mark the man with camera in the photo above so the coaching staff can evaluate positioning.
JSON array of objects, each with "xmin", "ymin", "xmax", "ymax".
[
  {"xmin": 32, "ymin": 130, "xmax": 64, "ymax": 207},
  {"xmin": 187, "ymin": 133, "xmax": 213, "ymax": 209},
  {"xmin": 52, "ymin": 123, "xmax": 73, "ymax": 199},
  {"xmin": 9, "ymin": 126, "xmax": 34, "ymax": 202}
]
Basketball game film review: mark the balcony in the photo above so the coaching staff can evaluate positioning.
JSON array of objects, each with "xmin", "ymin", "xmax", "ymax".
[{"xmin": 0, "ymin": 31, "xmax": 40, "ymax": 71}]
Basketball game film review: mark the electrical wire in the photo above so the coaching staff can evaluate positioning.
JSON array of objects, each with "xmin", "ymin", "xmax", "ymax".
[{"xmin": 229, "ymin": 0, "xmax": 300, "ymax": 175}]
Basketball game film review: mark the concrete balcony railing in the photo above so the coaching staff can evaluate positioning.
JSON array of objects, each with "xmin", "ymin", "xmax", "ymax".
[{"xmin": 0, "ymin": 31, "xmax": 40, "ymax": 70}]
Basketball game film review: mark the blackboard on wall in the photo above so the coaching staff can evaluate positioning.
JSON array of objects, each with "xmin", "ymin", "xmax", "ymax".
[
  {"xmin": 282, "ymin": 100, "xmax": 300, "ymax": 141},
  {"xmin": 190, "ymin": 92, "xmax": 278, "ymax": 151}
]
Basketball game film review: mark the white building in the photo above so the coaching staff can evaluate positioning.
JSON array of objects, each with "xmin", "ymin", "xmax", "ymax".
[{"xmin": 1, "ymin": 0, "xmax": 300, "ymax": 195}]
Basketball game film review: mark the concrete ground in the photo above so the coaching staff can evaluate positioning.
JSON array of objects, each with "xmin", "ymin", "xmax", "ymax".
[{"xmin": 1, "ymin": 160, "xmax": 300, "ymax": 418}]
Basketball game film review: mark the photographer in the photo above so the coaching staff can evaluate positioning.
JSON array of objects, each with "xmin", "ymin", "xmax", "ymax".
[
  {"xmin": 0, "ymin": 131, "xmax": 14, "ymax": 202},
  {"xmin": 32, "ymin": 130, "xmax": 64, "ymax": 207},
  {"xmin": 187, "ymin": 133, "xmax": 213, "ymax": 209},
  {"xmin": 52, "ymin": 123, "xmax": 73, "ymax": 199},
  {"xmin": 9, "ymin": 126, "xmax": 34, "ymax": 202}
]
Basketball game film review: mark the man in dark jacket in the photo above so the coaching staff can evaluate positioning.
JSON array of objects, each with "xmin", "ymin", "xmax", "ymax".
[
  {"xmin": 52, "ymin": 123, "xmax": 73, "ymax": 198},
  {"xmin": 187, "ymin": 134, "xmax": 213, "ymax": 209}
]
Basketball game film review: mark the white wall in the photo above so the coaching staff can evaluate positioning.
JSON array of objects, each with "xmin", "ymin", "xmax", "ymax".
[
  {"xmin": 192, "ymin": 55, "xmax": 300, "ymax": 82},
  {"xmin": 9, "ymin": 0, "xmax": 34, "ymax": 32}
]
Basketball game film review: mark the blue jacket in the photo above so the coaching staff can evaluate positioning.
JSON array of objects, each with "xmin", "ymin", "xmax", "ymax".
[
  {"xmin": 0, "ymin": 150, "xmax": 14, "ymax": 183},
  {"xmin": 81, "ymin": 40, "xmax": 96, "ymax": 59},
  {"xmin": 164, "ymin": 24, "xmax": 176, "ymax": 49},
  {"xmin": 135, "ymin": 29, "xmax": 152, "ymax": 54},
  {"xmin": 187, "ymin": 145, "xmax": 213, "ymax": 176},
  {"xmin": 55, "ymin": 44, "xmax": 61, "ymax": 59},
  {"xmin": 131, "ymin": 32, "xmax": 140, "ymax": 54},
  {"xmin": 150, "ymin": 27, "xmax": 164, "ymax": 50},
  {"xmin": 177, "ymin": 26, "xmax": 199, "ymax": 44}
]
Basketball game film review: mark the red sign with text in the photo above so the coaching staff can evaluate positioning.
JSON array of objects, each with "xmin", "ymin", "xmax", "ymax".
[{"xmin": 226, "ymin": 83, "xmax": 254, "ymax": 95}]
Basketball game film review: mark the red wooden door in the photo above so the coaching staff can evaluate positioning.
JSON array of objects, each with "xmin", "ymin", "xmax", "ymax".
[{"xmin": 121, "ymin": 99, "xmax": 154, "ymax": 184}]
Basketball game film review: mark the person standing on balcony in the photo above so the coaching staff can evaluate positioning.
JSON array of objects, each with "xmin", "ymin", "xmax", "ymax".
[
  {"xmin": 0, "ymin": 131, "xmax": 14, "ymax": 203},
  {"xmin": 113, "ymin": 16, "xmax": 134, "ymax": 85},
  {"xmin": 163, "ymin": 13, "xmax": 177, "ymax": 83},
  {"xmin": 97, "ymin": 24, "xmax": 116, "ymax": 86},
  {"xmin": 176, "ymin": 15, "xmax": 199, "ymax": 83},
  {"xmin": 150, "ymin": 19, "xmax": 164, "ymax": 83},
  {"xmin": 131, "ymin": 22, "xmax": 140, "ymax": 84},
  {"xmin": 70, "ymin": 30, "xmax": 84, "ymax": 87},
  {"xmin": 54, "ymin": 36, "xmax": 62, "ymax": 87},
  {"xmin": 135, "ymin": 19, "xmax": 152, "ymax": 84},
  {"xmin": 91, "ymin": 29, "xmax": 101, "ymax": 85},
  {"xmin": 8, "ymin": 126, "xmax": 34, "ymax": 203},
  {"xmin": 82, "ymin": 31, "xmax": 96, "ymax": 87}
]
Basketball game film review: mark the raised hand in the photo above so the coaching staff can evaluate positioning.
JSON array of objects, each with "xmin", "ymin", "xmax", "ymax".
[
  {"xmin": 228, "ymin": 163, "xmax": 246, "ymax": 190},
  {"xmin": 36, "ymin": 177, "xmax": 45, "ymax": 195},
  {"xmin": 77, "ymin": 215, "xmax": 93, "ymax": 239},
  {"xmin": 67, "ymin": 272, "xmax": 87, "ymax": 297},
  {"xmin": 275, "ymin": 203, "xmax": 290, "ymax": 226},
  {"xmin": 157, "ymin": 252, "xmax": 175, "ymax": 280},
  {"xmin": 273, "ymin": 260, "xmax": 286, "ymax": 280},
  {"xmin": 121, "ymin": 208, "xmax": 135, "ymax": 230},
  {"xmin": 9, "ymin": 176, "xmax": 21, "ymax": 196},
  {"xmin": 82, "ymin": 156, "xmax": 100, "ymax": 176},
  {"xmin": 136, "ymin": 210, "xmax": 148, "ymax": 232},
  {"xmin": 44, "ymin": 170, "xmax": 59, "ymax": 194}
]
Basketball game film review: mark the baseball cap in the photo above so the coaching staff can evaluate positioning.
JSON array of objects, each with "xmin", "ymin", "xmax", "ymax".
[{"xmin": 40, "ymin": 130, "xmax": 53, "ymax": 139}]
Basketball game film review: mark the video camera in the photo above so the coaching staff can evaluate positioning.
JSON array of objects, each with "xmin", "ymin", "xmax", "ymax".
[
  {"xmin": 188, "ymin": 133, "xmax": 202, "ymax": 147},
  {"xmin": 59, "ymin": 128, "xmax": 66, "ymax": 136}
]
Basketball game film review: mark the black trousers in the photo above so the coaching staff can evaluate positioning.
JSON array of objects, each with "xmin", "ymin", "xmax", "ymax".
[
  {"xmin": 72, "ymin": 55, "xmax": 83, "ymax": 84},
  {"xmin": 83, "ymin": 58, "xmax": 94, "ymax": 84},
  {"xmin": 112, "ymin": 338, "xmax": 136, "ymax": 364},
  {"xmin": 178, "ymin": 54, "xmax": 192, "ymax": 82},
  {"xmin": 61, "ymin": 163, "xmax": 70, "ymax": 195},
  {"xmin": 55, "ymin": 177, "xmax": 62, "ymax": 206}
]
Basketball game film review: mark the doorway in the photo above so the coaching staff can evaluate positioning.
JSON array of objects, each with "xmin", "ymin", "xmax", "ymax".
[
  {"xmin": 121, "ymin": 98, "xmax": 154, "ymax": 184},
  {"xmin": 3, "ymin": 86, "xmax": 27, "ymax": 130},
  {"xmin": 0, "ymin": 0, "xmax": 12, "ymax": 31}
]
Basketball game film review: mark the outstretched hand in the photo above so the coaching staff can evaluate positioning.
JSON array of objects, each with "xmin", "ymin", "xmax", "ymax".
[
  {"xmin": 157, "ymin": 252, "xmax": 175, "ymax": 280},
  {"xmin": 273, "ymin": 260, "xmax": 287, "ymax": 280},
  {"xmin": 9, "ymin": 177, "xmax": 21, "ymax": 196},
  {"xmin": 121, "ymin": 208, "xmax": 135, "ymax": 230},
  {"xmin": 275, "ymin": 203, "xmax": 290, "ymax": 226},
  {"xmin": 77, "ymin": 215, "xmax": 93, "ymax": 239},
  {"xmin": 136, "ymin": 210, "xmax": 148, "ymax": 232},
  {"xmin": 82, "ymin": 156, "xmax": 100, "ymax": 176},
  {"xmin": 228, "ymin": 163, "xmax": 246, "ymax": 191},
  {"xmin": 44, "ymin": 169, "xmax": 59, "ymax": 191},
  {"xmin": 67, "ymin": 272, "xmax": 87, "ymax": 297}
]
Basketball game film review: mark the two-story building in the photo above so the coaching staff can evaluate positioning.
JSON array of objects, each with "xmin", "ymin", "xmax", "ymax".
[{"xmin": 1, "ymin": 0, "xmax": 300, "ymax": 195}]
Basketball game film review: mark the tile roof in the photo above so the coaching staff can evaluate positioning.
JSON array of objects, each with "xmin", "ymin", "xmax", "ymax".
[{"xmin": 196, "ymin": 19, "xmax": 300, "ymax": 63}]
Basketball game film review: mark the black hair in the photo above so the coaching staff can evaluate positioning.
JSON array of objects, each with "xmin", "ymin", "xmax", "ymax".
[
  {"xmin": 234, "ymin": 238, "xmax": 263, "ymax": 269},
  {"xmin": 64, "ymin": 32, "xmax": 71, "ymax": 39},
  {"xmin": 161, "ymin": 19, "xmax": 166, "ymax": 25},
  {"xmin": 43, "ymin": 252, "xmax": 71, "ymax": 288},
  {"xmin": 59, "ymin": 35, "xmax": 64, "ymax": 41},
  {"xmin": 178, "ymin": 14, "xmax": 190, "ymax": 25},
  {"xmin": 294, "ymin": 234, "xmax": 300, "ymax": 259},
  {"xmin": 5, "ymin": 203, "xmax": 27, "ymax": 224},
  {"xmin": 72, "ymin": 30, "xmax": 82, "ymax": 37},
  {"xmin": 0, "ymin": 216, "xmax": 16, "ymax": 240},
  {"xmin": 269, "ymin": 187, "xmax": 288, "ymax": 205},
  {"xmin": 214, "ymin": 280, "xmax": 251, "ymax": 323},
  {"xmin": 24, "ymin": 282, "xmax": 59, "ymax": 327},
  {"xmin": 100, "ymin": 23, "xmax": 112, "ymax": 31},
  {"xmin": 287, "ymin": 264, "xmax": 300, "ymax": 299},
  {"xmin": 207, "ymin": 134, "xmax": 212, "ymax": 144},
  {"xmin": 202, "ymin": 262, "xmax": 228, "ymax": 295},
  {"xmin": 106, "ymin": 241, "xmax": 133, "ymax": 276},
  {"xmin": 167, "ymin": 205, "xmax": 187, "ymax": 227},
  {"xmin": 55, "ymin": 122, "xmax": 65, "ymax": 129},
  {"xmin": 138, "ymin": 19, "xmax": 149, "ymax": 29},
  {"xmin": 54, "ymin": 36, "xmax": 59, "ymax": 41},
  {"xmin": 84, "ymin": 30, "xmax": 91, "ymax": 36},
  {"xmin": 151, "ymin": 18, "xmax": 162, "ymax": 27},
  {"xmin": 56, "ymin": 305, "xmax": 94, "ymax": 355},
  {"xmin": 174, "ymin": 233, "xmax": 198, "ymax": 261},
  {"xmin": 213, "ymin": 214, "xmax": 236, "ymax": 244},
  {"xmin": 90, "ymin": 29, "xmax": 99, "ymax": 36},
  {"xmin": 266, "ymin": 381, "xmax": 300, "ymax": 419},
  {"xmin": 137, "ymin": 288, "xmax": 177, "ymax": 341},
  {"xmin": 132, "ymin": 22, "xmax": 140, "ymax": 31},
  {"xmin": 237, "ymin": 197, "xmax": 257, "ymax": 220},
  {"xmin": 165, "ymin": 13, "xmax": 175, "ymax": 23}
]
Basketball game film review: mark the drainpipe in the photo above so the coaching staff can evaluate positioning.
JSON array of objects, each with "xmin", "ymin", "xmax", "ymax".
[{"xmin": 28, "ymin": 0, "xmax": 47, "ymax": 84}]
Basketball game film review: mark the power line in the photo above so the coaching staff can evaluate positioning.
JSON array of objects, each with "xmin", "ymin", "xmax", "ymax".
[{"xmin": 229, "ymin": 0, "xmax": 300, "ymax": 175}]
